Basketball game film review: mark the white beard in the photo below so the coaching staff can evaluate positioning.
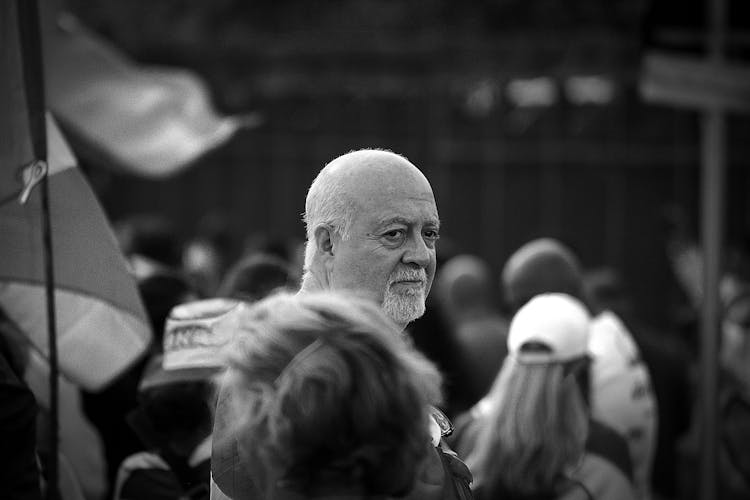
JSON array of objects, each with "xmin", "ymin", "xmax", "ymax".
[{"xmin": 382, "ymin": 269, "xmax": 427, "ymax": 325}]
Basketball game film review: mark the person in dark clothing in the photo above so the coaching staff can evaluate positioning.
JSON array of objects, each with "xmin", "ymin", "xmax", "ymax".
[
  {"xmin": 115, "ymin": 214, "xmax": 184, "ymax": 271},
  {"xmin": 0, "ymin": 307, "xmax": 42, "ymax": 500},
  {"xmin": 433, "ymin": 254, "xmax": 509, "ymax": 416},
  {"xmin": 81, "ymin": 271, "xmax": 198, "ymax": 498},
  {"xmin": 584, "ymin": 267, "xmax": 692, "ymax": 499},
  {"xmin": 678, "ymin": 284, "xmax": 750, "ymax": 500},
  {"xmin": 114, "ymin": 298, "xmax": 239, "ymax": 500}
]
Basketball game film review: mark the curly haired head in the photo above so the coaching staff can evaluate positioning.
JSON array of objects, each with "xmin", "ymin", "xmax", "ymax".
[{"xmin": 222, "ymin": 291, "xmax": 443, "ymax": 496}]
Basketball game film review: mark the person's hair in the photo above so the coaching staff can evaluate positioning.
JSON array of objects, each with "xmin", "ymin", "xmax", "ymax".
[
  {"xmin": 466, "ymin": 355, "xmax": 589, "ymax": 498},
  {"xmin": 222, "ymin": 291, "xmax": 443, "ymax": 496},
  {"xmin": 217, "ymin": 253, "xmax": 296, "ymax": 303},
  {"xmin": 302, "ymin": 163, "xmax": 356, "ymax": 273}
]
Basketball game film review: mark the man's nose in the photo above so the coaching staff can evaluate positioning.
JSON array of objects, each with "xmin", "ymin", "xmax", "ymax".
[{"xmin": 402, "ymin": 232, "xmax": 432, "ymax": 268}]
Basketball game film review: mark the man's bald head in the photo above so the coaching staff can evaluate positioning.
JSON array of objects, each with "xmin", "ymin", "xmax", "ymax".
[{"xmin": 303, "ymin": 149, "xmax": 433, "ymax": 271}]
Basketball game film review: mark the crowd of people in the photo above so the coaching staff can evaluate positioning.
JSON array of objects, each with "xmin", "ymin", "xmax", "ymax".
[{"xmin": 2, "ymin": 149, "xmax": 749, "ymax": 500}]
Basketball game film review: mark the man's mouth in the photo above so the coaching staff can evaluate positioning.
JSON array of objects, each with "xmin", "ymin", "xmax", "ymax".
[{"xmin": 392, "ymin": 279, "xmax": 424, "ymax": 287}]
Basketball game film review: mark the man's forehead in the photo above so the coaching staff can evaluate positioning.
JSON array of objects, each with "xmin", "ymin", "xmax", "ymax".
[{"xmin": 374, "ymin": 212, "xmax": 440, "ymax": 228}]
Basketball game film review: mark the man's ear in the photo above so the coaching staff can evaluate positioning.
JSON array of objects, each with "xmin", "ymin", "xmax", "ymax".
[{"xmin": 314, "ymin": 225, "xmax": 335, "ymax": 257}]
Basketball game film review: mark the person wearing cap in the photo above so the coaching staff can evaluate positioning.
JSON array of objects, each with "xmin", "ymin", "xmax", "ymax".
[
  {"xmin": 113, "ymin": 298, "xmax": 240, "ymax": 500},
  {"xmin": 220, "ymin": 291, "xmax": 444, "ymax": 500},
  {"xmin": 211, "ymin": 149, "xmax": 472, "ymax": 500},
  {"xmin": 500, "ymin": 238, "xmax": 654, "ymax": 498},
  {"xmin": 453, "ymin": 293, "xmax": 637, "ymax": 500}
]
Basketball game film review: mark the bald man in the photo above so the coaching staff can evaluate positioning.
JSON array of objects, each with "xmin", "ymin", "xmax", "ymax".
[
  {"xmin": 211, "ymin": 150, "xmax": 472, "ymax": 500},
  {"xmin": 300, "ymin": 149, "xmax": 440, "ymax": 328}
]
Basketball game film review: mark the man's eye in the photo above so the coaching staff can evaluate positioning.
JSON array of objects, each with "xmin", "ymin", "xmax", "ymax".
[
  {"xmin": 424, "ymin": 230, "xmax": 440, "ymax": 243},
  {"xmin": 382, "ymin": 230, "xmax": 405, "ymax": 243}
]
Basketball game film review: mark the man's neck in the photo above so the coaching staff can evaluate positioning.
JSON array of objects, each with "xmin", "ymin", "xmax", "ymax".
[{"xmin": 299, "ymin": 269, "xmax": 328, "ymax": 294}]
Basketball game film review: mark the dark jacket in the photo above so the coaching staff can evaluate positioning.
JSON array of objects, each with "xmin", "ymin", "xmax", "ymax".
[{"xmin": 0, "ymin": 349, "xmax": 42, "ymax": 500}]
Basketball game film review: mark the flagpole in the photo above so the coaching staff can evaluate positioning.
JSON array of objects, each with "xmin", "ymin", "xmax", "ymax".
[
  {"xmin": 17, "ymin": 0, "xmax": 59, "ymax": 498},
  {"xmin": 699, "ymin": 0, "xmax": 726, "ymax": 498},
  {"xmin": 41, "ymin": 171, "xmax": 59, "ymax": 500}
]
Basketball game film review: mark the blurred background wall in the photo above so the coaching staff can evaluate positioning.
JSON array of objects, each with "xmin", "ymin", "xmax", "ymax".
[{"xmin": 65, "ymin": 0, "xmax": 750, "ymax": 330}]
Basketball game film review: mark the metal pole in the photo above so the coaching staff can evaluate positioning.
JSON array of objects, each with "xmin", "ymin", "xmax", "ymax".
[
  {"xmin": 699, "ymin": 0, "xmax": 726, "ymax": 499},
  {"xmin": 699, "ymin": 107, "xmax": 724, "ymax": 500},
  {"xmin": 17, "ymin": 0, "xmax": 59, "ymax": 498},
  {"xmin": 41, "ymin": 168, "xmax": 59, "ymax": 500}
]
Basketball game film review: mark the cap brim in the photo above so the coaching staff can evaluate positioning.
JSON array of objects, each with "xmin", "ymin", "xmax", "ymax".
[{"xmin": 139, "ymin": 366, "xmax": 222, "ymax": 392}]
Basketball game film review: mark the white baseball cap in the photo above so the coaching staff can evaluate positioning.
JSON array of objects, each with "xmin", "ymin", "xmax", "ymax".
[
  {"xmin": 507, "ymin": 293, "xmax": 592, "ymax": 364},
  {"xmin": 139, "ymin": 297, "xmax": 243, "ymax": 391}
]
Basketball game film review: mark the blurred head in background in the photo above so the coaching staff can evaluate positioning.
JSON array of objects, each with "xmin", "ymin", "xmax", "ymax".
[
  {"xmin": 221, "ymin": 291, "xmax": 443, "ymax": 497},
  {"xmin": 501, "ymin": 238, "xmax": 586, "ymax": 314},
  {"xmin": 217, "ymin": 253, "xmax": 297, "ymax": 303},
  {"xmin": 116, "ymin": 214, "xmax": 183, "ymax": 271}
]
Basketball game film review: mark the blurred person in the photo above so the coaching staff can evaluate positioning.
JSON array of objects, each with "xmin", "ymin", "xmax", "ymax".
[
  {"xmin": 584, "ymin": 268, "xmax": 692, "ymax": 500},
  {"xmin": 0, "ymin": 306, "xmax": 42, "ymax": 500},
  {"xmin": 180, "ymin": 212, "xmax": 239, "ymax": 298},
  {"xmin": 221, "ymin": 291, "xmax": 444, "ymax": 500},
  {"xmin": 406, "ymin": 293, "xmax": 466, "ymax": 419},
  {"xmin": 456, "ymin": 293, "xmax": 635, "ymax": 500},
  {"xmin": 183, "ymin": 237, "xmax": 224, "ymax": 298},
  {"xmin": 678, "ymin": 281, "xmax": 750, "ymax": 500},
  {"xmin": 217, "ymin": 253, "xmax": 297, "ymax": 303},
  {"xmin": 25, "ymin": 348, "xmax": 107, "ymax": 500},
  {"xmin": 114, "ymin": 298, "xmax": 240, "ymax": 500},
  {"xmin": 139, "ymin": 271, "xmax": 201, "ymax": 350},
  {"xmin": 500, "ymin": 239, "xmax": 643, "ymax": 491},
  {"xmin": 238, "ymin": 233, "xmax": 306, "ymax": 286},
  {"xmin": 406, "ymin": 238, "xmax": 469, "ymax": 419},
  {"xmin": 115, "ymin": 214, "xmax": 184, "ymax": 275},
  {"xmin": 211, "ymin": 149, "xmax": 473, "ymax": 500},
  {"xmin": 80, "ymin": 270, "xmax": 198, "ymax": 498},
  {"xmin": 434, "ymin": 254, "xmax": 509, "ymax": 413},
  {"xmin": 1, "ymin": 304, "xmax": 97, "ymax": 500}
]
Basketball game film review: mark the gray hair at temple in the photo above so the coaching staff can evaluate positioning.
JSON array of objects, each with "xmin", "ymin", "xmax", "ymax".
[{"xmin": 221, "ymin": 291, "xmax": 443, "ymax": 496}]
